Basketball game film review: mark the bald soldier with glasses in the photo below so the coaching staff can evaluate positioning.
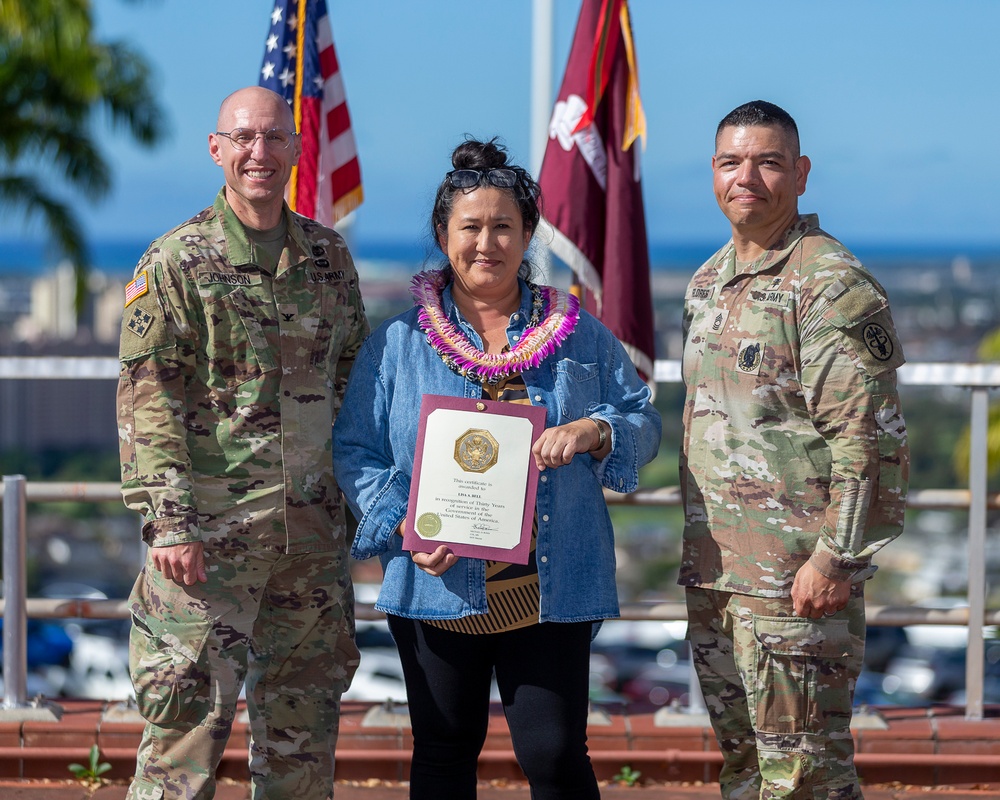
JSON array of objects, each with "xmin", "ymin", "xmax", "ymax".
[{"xmin": 117, "ymin": 86, "xmax": 368, "ymax": 800}]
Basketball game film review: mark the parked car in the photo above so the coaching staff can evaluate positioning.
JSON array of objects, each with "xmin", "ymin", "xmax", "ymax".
[
  {"xmin": 619, "ymin": 648, "xmax": 693, "ymax": 710},
  {"xmin": 0, "ymin": 619, "xmax": 73, "ymax": 669}
]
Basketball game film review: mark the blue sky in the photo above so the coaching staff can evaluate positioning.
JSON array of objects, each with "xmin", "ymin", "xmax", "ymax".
[{"xmin": 7, "ymin": 0, "xmax": 1000, "ymax": 254}]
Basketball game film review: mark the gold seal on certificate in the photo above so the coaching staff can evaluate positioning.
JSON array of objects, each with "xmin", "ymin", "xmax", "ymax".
[
  {"xmin": 404, "ymin": 395, "xmax": 546, "ymax": 565},
  {"xmin": 416, "ymin": 512, "xmax": 442, "ymax": 537},
  {"xmin": 454, "ymin": 429, "xmax": 499, "ymax": 473}
]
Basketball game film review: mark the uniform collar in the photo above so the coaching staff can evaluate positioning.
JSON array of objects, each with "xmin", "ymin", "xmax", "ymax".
[
  {"xmin": 213, "ymin": 188, "xmax": 314, "ymax": 275},
  {"xmin": 717, "ymin": 213, "xmax": 820, "ymax": 280}
]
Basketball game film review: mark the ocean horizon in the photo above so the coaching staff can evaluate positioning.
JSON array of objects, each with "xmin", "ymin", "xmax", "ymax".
[{"xmin": 2, "ymin": 237, "xmax": 999, "ymax": 277}]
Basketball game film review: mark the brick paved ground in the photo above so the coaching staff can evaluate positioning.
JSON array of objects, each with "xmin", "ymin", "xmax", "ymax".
[
  {"xmin": 0, "ymin": 780, "xmax": 1000, "ymax": 800},
  {"xmin": 2, "ymin": 700, "xmax": 999, "ymax": 797},
  {"xmin": 2, "ymin": 780, "xmax": 1000, "ymax": 799}
]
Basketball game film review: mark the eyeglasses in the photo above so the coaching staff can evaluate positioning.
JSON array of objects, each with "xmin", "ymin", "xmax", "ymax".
[
  {"xmin": 446, "ymin": 169, "xmax": 520, "ymax": 190},
  {"xmin": 215, "ymin": 128, "xmax": 297, "ymax": 152}
]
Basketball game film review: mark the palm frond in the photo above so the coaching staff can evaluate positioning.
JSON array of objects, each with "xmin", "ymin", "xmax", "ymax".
[{"xmin": 0, "ymin": 0, "xmax": 166, "ymax": 314}]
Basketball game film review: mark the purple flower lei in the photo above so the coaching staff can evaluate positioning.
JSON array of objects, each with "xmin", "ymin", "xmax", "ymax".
[{"xmin": 410, "ymin": 269, "xmax": 581, "ymax": 385}]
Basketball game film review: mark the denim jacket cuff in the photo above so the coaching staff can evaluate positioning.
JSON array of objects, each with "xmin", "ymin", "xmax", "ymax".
[
  {"xmin": 349, "ymin": 468, "xmax": 410, "ymax": 560},
  {"xmin": 593, "ymin": 415, "xmax": 640, "ymax": 494}
]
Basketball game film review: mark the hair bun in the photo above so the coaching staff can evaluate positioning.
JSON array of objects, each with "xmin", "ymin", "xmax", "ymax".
[{"xmin": 451, "ymin": 136, "xmax": 509, "ymax": 171}]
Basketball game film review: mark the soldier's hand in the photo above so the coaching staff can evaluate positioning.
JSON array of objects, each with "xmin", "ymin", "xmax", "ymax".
[
  {"xmin": 791, "ymin": 561, "xmax": 851, "ymax": 619},
  {"xmin": 411, "ymin": 545, "xmax": 459, "ymax": 577},
  {"xmin": 151, "ymin": 542, "xmax": 208, "ymax": 586}
]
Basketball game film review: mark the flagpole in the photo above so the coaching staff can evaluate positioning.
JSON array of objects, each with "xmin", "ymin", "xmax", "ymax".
[{"xmin": 531, "ymin": 0, "xmax": 555, "ymax": 285}]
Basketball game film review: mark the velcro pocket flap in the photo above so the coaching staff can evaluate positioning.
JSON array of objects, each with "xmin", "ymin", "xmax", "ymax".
[
  {"xmin": 820, "ymin": 279, "xmax": 887, "ymax": 330},
  {"xmin": 753, "ymin": 616, "xmax": 851, "ymax": 658}
]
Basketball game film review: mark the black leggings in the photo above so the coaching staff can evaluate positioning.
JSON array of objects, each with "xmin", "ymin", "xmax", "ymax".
[{"xmin": 386, "ymin": 615, "xmax": 600, "ymax": 800}]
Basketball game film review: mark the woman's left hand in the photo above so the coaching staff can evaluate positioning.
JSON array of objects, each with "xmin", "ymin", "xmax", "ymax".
[
  {"xmin": 532, "ymin": 419, "xmax": 609, "ymax": 470},
  {"xmin": 411, "ymin": 545, "xmax": 460, "ymax": 577}
]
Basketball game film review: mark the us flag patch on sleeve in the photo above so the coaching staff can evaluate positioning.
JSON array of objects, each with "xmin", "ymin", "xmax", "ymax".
[{"xmin": 124, "ymin": 271, "xmax": 149, "ymax": 307}]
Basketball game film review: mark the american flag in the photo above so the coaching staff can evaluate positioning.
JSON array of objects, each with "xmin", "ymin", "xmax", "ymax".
[
  {"xmin": 259, "ymin": 0, "xmax": 362, "ymax": 226},
  {"xmin": 124, "ymin": 270, "xmax": 148, "ymax": 307}
]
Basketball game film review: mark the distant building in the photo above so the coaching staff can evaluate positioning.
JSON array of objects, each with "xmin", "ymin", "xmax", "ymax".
[
  {"xmin": 11, "ymin": 263, "xmax": 124, "ymax": 345},
  {"xmin": 1, "ymin": 265, "xmax": 123, "ymax": 454},
  {"xmin": 2, "ymin": 251, "xmax": 999, "ymax": 455},
  {"xmin": 0, "ymin": 339, "xmax": 118, "ymax": 455}
]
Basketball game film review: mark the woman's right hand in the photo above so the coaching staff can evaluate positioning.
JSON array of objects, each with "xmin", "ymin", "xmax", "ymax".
[{"xmin": 411, "ymin": 545, "xmax": 460, "ymax": 577}]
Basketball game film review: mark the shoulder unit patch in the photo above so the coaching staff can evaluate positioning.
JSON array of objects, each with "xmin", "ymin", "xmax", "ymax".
[
  {"xmin": 125, "ymin": 306, "xmax": 155, "ymax": 338},
  {"xmin": 862, "ymin": 322, "xmax": 894, "ymax": 362}
]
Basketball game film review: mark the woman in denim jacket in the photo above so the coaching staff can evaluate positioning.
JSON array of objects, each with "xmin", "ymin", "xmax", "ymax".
[{"xmin": 333, "ymin": 138, "xmax": 661, "ymax": 800}]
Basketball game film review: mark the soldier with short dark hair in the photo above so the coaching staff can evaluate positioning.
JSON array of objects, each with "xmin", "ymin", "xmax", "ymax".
[
  {"xmin": 680, "ymin": 100, "xmax": 909, "ymax": 798},
  {"xmin": 117, "ymin": 86, "xmax": 367, "ymax": 800}
]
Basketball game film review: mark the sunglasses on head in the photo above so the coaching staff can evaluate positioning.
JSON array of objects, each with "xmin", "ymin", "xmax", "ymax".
[{"xmin": 446, "ymin": 168, "xmax": 520, "ymax": 190}]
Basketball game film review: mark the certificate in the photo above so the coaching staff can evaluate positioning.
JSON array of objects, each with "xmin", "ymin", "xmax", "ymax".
[{"xmin": 403, "ymin": 394, "xmax": 547, "ymax": 565}]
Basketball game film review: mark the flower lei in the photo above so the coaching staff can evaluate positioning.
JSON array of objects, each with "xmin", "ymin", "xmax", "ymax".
[{"xmin": 411, "ymin": 269, "xmax": 580, "ymax": 385}]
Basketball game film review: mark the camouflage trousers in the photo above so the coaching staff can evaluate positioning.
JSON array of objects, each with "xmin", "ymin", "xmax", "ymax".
[
  {"xmin": 685, "ymin": 587, "xmax": 866, "ymax": 800},
  {"xmin": 126, "ymin": 547, "xmax": 360, "ymax": 800}
]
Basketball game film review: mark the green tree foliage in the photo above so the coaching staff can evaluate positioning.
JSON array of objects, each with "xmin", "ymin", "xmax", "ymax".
[
  {"xmin": 953, "ymin": 328, "xmax": 1000, "ymax": 485},
  {"xmin": 0, "ymin": 0, "xmax": 164, "ymax": 309},
  {"xmin": 902, "ymin": 386, "xmax": 968, "ymax": 491}
]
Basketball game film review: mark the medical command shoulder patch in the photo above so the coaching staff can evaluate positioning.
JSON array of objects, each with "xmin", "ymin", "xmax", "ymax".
[
  {"xmin": 863, "ymin": 322, "xmax": 894, "ymax": 362},
  {"xmin": 124, "ymin": 270, "xmax": 149, "ymax": 307}
]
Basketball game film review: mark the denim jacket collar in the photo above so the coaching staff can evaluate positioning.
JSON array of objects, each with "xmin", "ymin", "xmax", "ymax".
[{"xmin": 441, "ymin": 278, "xmax": 534, "ymax": 350}]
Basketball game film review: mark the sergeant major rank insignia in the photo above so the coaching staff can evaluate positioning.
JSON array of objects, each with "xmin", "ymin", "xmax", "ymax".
[
  {"xmin": 710, "ymin": 307, "xmax": 730, "ymax": 334},
  {"xmin": 736, "ymin": 340, "xmax": 763, "ymax": 375}
]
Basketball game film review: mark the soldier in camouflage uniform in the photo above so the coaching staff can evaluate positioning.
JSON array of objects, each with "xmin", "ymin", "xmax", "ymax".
[
  {"xmin": 679, "ymin": 101, "xmax": 909, "ymax": 799},
  {"xmin": 117, "ymin": 86, "xmax": 367, "ymax": 800}
]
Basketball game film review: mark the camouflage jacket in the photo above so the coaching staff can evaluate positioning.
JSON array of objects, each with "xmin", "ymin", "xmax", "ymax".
[
  {"xmin": 679, "ymin": 214, "xmax": 908, "ymax": 596},
  {"xmin": 117, "ymin": 189, "xmax": 369, "ymax": 554}
]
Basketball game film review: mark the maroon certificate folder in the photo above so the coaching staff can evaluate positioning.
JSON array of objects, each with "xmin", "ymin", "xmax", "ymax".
[{"xmin": 403, "ymin": 394, "xmax": 546, "ymax": 565}]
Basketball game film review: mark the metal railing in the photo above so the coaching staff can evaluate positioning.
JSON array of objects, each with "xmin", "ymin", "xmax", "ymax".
[{"xmin": 1, "ymin": 357, "xmax": 999, "ymax": 719}]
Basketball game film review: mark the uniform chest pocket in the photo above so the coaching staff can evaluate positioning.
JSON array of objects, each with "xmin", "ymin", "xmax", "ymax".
[
  {"xmin": 555, "ymin": 359, "xmax": 600, "ymax": 420},
  {"xmin": 204, "ymin": 289, "xmax": 277, "ymax": 391},
  {"xmin": 278, "ymin": 284, "xmax": 348, "ymax": 373}
]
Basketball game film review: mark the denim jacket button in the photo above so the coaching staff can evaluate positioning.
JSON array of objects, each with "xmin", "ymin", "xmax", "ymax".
[
  {"xmin": 534, "ymin": 395, "xmax": 542, "ymax": 402},
  {"xmin": 540, "ymin": 555, "xmax": 548, "ymax": 563},
  {"xmin": 542, "ymin": 514, "xmax": 550, "ymax": 522},
  {"xmin": 540, "ymin": 475, "xmax": 548, "ymax": 483}
]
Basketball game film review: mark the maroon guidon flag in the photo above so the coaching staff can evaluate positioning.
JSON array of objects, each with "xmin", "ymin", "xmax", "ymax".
[
  {"xmin": 259, "ymin": 0, "xmax": 362, "ymax": 225},
  {"xmin": 538, "ymin": 0, "xmax": 654, "ymax": 380}
]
